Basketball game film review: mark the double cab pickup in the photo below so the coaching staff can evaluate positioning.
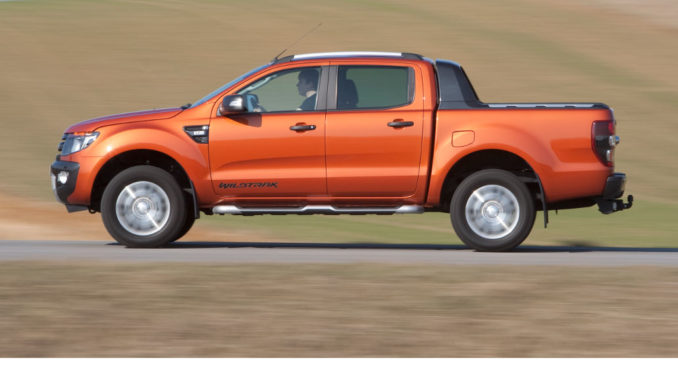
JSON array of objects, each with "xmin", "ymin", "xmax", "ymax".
[{"xmin": 51, "ymin": 51, "xmax": 632, "ymax": 251}]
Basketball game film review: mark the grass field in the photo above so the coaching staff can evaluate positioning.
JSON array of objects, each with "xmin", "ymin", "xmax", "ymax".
[{"xmin": 1, "ymin": 0, "xmax": 677, "ymax": 247}]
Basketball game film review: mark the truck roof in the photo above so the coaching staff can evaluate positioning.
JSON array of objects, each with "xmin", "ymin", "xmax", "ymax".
[{"xmin": 275, "ymin": 51, "xmax": 425, "ymax": 63}]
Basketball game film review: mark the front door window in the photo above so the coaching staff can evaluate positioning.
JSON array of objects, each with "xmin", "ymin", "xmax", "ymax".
[{"xmin": 237, "ymin": 67, "xmax": 322, "ymax": 113}]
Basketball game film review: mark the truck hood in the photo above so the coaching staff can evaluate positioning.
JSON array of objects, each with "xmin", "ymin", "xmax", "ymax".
[{"xmin": 65, "ymin": 107, "xmax": 183, "ymax": 133}]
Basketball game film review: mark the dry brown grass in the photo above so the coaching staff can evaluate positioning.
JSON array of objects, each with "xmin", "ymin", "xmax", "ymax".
[
  {"xmin": 0, "ymin": 192, "xmax": 255, "ymax": 242},
  {"xmin": 1, "ymin": 262, "xmax": 677, "ymax": 357}
]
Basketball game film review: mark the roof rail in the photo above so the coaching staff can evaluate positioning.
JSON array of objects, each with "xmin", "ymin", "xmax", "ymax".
[{"xmin": 274, "ymin": 51, "xmax": 424, "ymax": 63}]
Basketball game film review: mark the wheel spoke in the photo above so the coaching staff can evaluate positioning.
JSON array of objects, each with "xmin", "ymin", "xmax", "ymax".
[
  {"xmin": 465, "ymin": 184, "xmax": 520, "ymax": 240},
  {"xmin": 115, "ymin": 181, "xmax": 171, "ymax": 236},
  {"xmin": 147, "ymin": 214, "xmax": 160, "ymax": 229},
  {"xmin": 124, "ymin": 185, "xmax": 136, "ymax": 198},
  {"xmin": 471, "ymin": 190, "xmax": 485, "ymax": 203},
  {"xmin": 498, "ymin": 218, "xmax": 509, "ymax": 231}
]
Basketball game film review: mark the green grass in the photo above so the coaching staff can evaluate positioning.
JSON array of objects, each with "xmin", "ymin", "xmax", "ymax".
[
  {"xmin": 526, "ymin": 199, "xmax": 678, "ymax": 248},
  {"xmin": 1, "ymin": 0, "xmax": 677, "ymax": 247},
  {"xmin": 194, "ymin": 198, "xmax": 678, "ymax": 248}
]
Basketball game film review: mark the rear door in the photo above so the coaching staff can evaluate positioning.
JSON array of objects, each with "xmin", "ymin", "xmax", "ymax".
[{"xmin": 324, "ymin": 63, "xmax": 424, "ymax": 197}]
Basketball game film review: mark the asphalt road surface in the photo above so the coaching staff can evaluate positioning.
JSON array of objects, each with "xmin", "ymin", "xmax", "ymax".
[{"xmin": 1, "ymin": 240, "xmax": 678, "ymax": 266}]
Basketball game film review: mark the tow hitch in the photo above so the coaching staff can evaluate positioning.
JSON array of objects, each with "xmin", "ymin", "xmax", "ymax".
[{"xmin": 597, "ymin": 195, "xmax": 633, "ymax": 214}]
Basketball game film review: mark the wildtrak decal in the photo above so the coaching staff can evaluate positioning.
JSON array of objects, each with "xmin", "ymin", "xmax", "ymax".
[{"xmin": 219, "ymin": 182, "xmax": 278, "ymax": 189}]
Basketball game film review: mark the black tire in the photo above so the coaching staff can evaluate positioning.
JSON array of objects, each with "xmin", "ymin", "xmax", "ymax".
[
  {"xmin": 172, "ymin": 210, "xmax": 196, "ymax": 242},
  {"xmin": 451, "ymin": 169, "xmax": 535, "ymax": 252},
  {"xmin": 101, "ymin": 165, "xmax": 186, "ymax": 248}
]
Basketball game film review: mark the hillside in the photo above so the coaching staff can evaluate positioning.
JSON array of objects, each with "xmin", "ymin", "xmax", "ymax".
[{"xmin": 1, "ymin": 0, "xmax": 676, "ymax": 245}]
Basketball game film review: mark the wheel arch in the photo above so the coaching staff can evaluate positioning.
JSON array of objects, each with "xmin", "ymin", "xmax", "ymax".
[
  {"xmin": 439, "ymin": 149, "xmax": 547, "ymax": 225},
  {"xmin": 90, "ymin": 149, "xmax": 198, "ymax": 218}
]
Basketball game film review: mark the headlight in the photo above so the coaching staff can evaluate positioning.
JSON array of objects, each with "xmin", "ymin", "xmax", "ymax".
[{"xmin": 59, "ymin": 132, "xmax": 99, "ymax": 155}]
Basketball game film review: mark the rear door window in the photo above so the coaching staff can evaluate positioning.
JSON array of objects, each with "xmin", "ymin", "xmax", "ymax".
[{"xmin": 336, "ymin": 65, "xmax": 414, "ymax": 110}]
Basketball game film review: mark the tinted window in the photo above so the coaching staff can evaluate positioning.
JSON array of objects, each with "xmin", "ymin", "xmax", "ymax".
[
  {"xmin": 237, "ymin": 67, "xmax": 321, "ymax": 113},
  {"xmin": 337, "ymin": 66, "xmax": 413, "ymax": 110}
]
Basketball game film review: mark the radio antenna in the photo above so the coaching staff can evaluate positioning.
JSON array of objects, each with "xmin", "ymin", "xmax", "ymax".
[{"xmin": 273, "ymin": 23, "xmax": 323, "ymax": 62}]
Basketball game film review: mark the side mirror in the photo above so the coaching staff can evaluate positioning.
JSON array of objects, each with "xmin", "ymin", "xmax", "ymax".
[{"xmin": 220, "ymin": 95, "xmax": 247, "ymax": 115}]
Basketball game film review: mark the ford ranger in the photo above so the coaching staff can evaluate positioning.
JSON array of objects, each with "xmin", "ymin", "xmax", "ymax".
[{"xmin": 50, "ymin": 51, "xmax": 632, "ymax": 251}]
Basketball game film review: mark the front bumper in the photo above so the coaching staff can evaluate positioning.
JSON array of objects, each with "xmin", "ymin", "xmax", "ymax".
[
  {"xmin": 596, "ymin": 172, "xmax": 633, "ymax": 214},
  {"xmin": 50, "ymin": 160, "xmax": 87, "ymax": 212}
]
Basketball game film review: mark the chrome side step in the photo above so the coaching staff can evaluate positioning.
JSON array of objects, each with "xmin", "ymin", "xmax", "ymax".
[{"xmin": 212, "ymin": 205, "xmax": 424, "ymax": 216}]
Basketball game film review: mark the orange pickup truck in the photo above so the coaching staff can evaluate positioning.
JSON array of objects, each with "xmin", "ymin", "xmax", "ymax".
[{"xmin": 50, "ymin": 51, "xmax": 632, "ymax": 251}]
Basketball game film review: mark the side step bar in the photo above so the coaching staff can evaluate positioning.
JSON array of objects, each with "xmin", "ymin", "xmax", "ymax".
[{"xmin": 212, "ymin": 205, "xmax": 424, "ymax": 216}]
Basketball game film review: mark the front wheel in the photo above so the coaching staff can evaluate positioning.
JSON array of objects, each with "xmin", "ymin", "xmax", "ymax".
[
  {"xmin": 172, "ymin": 211, "xmax": 196, "ymax": 242},
  {"xmin": 451, "ymin": 169, "xmax": 536, "ymax": 251},
  {"xmin": 101, "ymin": 165, "xmax": 187, "ymax": 248}
]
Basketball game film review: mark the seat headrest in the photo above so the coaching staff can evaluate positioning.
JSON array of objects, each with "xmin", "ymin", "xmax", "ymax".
[{"xmin": 337, "ymin": 79, "xmax": 358, "ymax": 109}]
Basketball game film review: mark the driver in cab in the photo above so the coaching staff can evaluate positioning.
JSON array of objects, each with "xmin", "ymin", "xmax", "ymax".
[
  {"xmin": 219, "ymin": 68, "xmax": 319, "ymax": 115},
  {"xmin": 296, "ymin": 69, "xmax": 318, "ymax": 111}
]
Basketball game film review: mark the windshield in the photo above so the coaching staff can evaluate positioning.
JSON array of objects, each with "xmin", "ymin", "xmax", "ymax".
[{"xmin": 190, "ymin": 63, "xmax": 269, "ymax": 108}]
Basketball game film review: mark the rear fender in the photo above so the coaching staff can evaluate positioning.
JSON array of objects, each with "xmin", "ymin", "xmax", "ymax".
[{"xmin": 428, "ymin": 123, "xmax": 554, "ymax": 206}]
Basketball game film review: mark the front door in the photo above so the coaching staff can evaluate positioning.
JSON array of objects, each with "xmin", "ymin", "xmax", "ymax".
[{"xmin": 209, "ymin": 65, "xmax": 328, "ymax": 198}]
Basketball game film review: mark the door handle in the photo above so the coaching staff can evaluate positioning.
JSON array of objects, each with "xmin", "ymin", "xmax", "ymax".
[
  {"xmin": 290, "ymin": 124, "xmax": 316, "ymax": 131},
  {"xmin": 388, "ymin": 120, "xmax": 414, "ymax": 128}
]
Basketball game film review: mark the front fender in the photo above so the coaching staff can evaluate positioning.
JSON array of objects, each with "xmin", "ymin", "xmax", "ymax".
[{"xmin": 64, "ymin": 121, "xmax": 213, "ymax": 206}]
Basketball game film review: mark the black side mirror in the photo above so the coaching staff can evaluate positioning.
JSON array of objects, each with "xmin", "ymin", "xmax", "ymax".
[{"xmin": 220, "ymin": 95, "xmax": 247, "ymax": 115}]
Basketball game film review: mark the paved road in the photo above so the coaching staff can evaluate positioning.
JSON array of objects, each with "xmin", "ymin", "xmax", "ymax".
[{"xmin": 1, "ymin": 240, "xmax": 678, "ymax": 266}]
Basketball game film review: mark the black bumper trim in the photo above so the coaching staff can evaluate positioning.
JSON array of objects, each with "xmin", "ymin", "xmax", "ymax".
[
  {"xmin": 602, "ymin": 172, "xmax": 626, "ymax": 199},
  {"xmin": 596, "ymin": 173, "xmax": 633, "ymax": 214},
  {"xmin": 50, "ymin": 160, "xmax": 80, "ymax": 205}
]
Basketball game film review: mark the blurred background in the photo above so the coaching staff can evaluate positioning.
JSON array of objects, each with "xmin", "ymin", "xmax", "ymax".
[
  {"xmin": 1, "ymin": 0, "xmax": 677, "ymax": 246},
  {"xmin": 1, "ymin": 0, "xmax": 677, "ymax": 247},
  {"xmin": 1, "ymin": 0, "xmax": 678, "ymax": 357}
]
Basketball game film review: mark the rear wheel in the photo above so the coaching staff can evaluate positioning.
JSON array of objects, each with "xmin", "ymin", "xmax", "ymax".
[
  {"xmin": 101, "ymin": 165, "xmax": 186, "ymax": 248},
  {"xmin": 451, "ymin": 169, "xmax": 535, "ymax": 251}
]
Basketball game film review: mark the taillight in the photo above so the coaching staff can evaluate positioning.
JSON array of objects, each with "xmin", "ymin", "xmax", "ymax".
[{"xmin": 592, "ymin": 120, "xmax": 618, "ymax": 167}]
